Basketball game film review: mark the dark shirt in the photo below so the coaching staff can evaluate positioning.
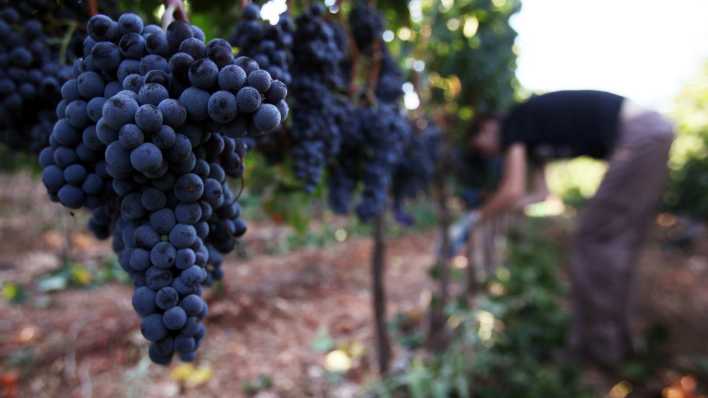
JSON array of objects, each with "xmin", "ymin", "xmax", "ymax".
[{"xmin": 501, "ymin": 90, "xmax": 625, "ymax": 162}]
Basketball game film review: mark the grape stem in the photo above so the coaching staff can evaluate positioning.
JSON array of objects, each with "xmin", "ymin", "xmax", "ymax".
[
  {"xmin": 58, "ymin": 21, "xmax": 77, "ymax": 66},
  {"xmin": 162, "ymin": 0, "xmax": 188, "ymax": 29},
  {"xmin": 234, "ymin": 174, "xmax": 245, "ymax": 201},
  {"xmin": 87, "ymin": 0, "xmax": 98, "ymax": 16},
  {"xmin": 366, "ymin": 39, "xmax": 383, "ymax": 105},
  {"xmin": 347, "ymin": 25, "xmax": 360, "ymax": 98}
]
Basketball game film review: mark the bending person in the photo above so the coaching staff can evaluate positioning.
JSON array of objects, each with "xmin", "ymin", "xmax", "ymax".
[{"xmin": 468, "ymin": 90, "xmax": 674, "ymax": 367}]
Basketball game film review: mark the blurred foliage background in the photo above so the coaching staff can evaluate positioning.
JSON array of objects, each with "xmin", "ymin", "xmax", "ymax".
[{"xmin": 664, "ymin": 62, "xmax": 708, "ymax": 220}]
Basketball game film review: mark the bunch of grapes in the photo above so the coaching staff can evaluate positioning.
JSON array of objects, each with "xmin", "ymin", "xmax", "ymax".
[
  {"xmin": 229, "ymin": 3, "xmax": 295, "ymax": 165},
  {"xmin": 327, "ymin": 104, "xmax": 363, "ymax": 214},
  {"xmin": 354, "ymin": 105, "xmax": 411, "ymax": 220},
  {"xmin": 289, "ymin": 4, "xmax": 348, "ymax": 191},
  {"xmin": 39, "ymin": 12, "xmax": 287, "ymax": 365},
  {"xmin": 348, "ymin": 0, "xmax": 384, "ymax": 55},
  {"xmin": 0, "ymin": 2, "xmax": 90, "ymax": 152},
  {"xmin": 292, "ymin": 4, "xmax": 345, "ymax": 88},
  {"xmin": 230, "ymin": 3, "xmax": 294, "ymax": 86},
  {"xmin": 391, "ymin": 121, "xmax": 441, "ymax": 225},
  {"xmin": 328, "ymin": 104, "xmax": 411, "ymax": 221},
  {"xmin": 289, "ymin": 76, "xmax": 345, "ymax": 190},
  {"xmin": 325, "ymin": 1, "xmax": 414, "ymax": 221},
  {"xmin": 375, "ymin": 47, "xmax": 404, "ymax": 104},
  {"xmin": 347, "ymin": 1, "xmax": 403, "ymax": 104}
]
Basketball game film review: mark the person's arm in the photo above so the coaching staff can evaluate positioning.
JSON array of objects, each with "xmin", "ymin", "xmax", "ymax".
[
  {"xmin": 478, "ymin": 143, "xmax": 527, "ymax": 221},
  {"xmin": 515, "ymin": 166, "xmax": 549, "ymax": 209}
]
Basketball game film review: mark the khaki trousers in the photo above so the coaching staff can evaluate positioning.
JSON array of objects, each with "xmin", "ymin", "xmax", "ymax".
[{"xmin": 569, "ymin": 110, "xmax": 675, "ymax": 365}]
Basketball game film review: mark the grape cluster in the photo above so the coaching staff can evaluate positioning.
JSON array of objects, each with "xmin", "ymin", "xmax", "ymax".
[
  {"xmin": 348, "ymin": 2, "xmax": 403, "ymax": 104},
  {"xmin": 326, "ymin": 2, "xmax": 413, "ymax": 221},
  {"xmin": 289, "ymin": 76, "xmax": 345, "ymax": 190},
  {"xmin": 230, "ymin": 4, "xmax": 294, "ymax": 86},
  {"xmin": 348, "ymin": 0, "xmax": 384, "ymax": 55},
  {"xmin": 292, "ymin": 4, "xmax": 345, "ymax": 88},
  {"xmin": 0, "ymin": 5, "xmax": 76, "ymax": 152},
  {"xmin": 39, "ymin": 12, "xmax": 287, "ymax": 365},
  {"xmin": 375, "ymin": 47, "xmax": 404, "ymax": 104},
  {"xmin": 328, "ymin": 104, "xmax": 411, "ymax": 221},
  {"xmin": 391, "ymin": 121, "xmax": 441, "ymax": 225},
  {"xmin": 354, "ymin": 105, "xmax": 411, "ymax": 220},
  {"xmin": 0, "ymin": 1, "xmax": 120, "ymax": 153},
  {"xmin": 289, "ymin": 4, "xmax": 348, "ymax": 191}
]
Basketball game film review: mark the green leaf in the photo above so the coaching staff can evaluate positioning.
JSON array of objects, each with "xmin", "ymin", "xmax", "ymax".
[
  {"xmin": 311, "ymin": 327, "xmax": 335, "ymax": 353},
  {"xmin": 2, "ymin": 281, "xmax": 25, "ymax": 303}
]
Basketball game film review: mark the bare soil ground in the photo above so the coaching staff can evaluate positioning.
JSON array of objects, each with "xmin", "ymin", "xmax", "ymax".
[{"xmin": 1, "ymin": 173, "xmax": 707, "ymax": 398}]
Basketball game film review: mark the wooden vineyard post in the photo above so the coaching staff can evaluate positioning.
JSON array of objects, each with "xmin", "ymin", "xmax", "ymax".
[{"xmin": 371, "ymin": 213, "xmax": 391, "ymax": 375}]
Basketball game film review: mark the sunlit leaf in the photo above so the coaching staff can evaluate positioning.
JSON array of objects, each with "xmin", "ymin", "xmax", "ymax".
[
  {"xmin": 324, "ymin": 350, "xmax": 351, "ymax": 373},
  {"xmin": 69, "ymin": 264, "xmax": 92, "ymax": 286},
  {"xmin": 2, "ymin": 282, "xmax": 24, "ymax": 303},
  {"xmin": 170, "ymin": 363, "xmax": 213, "ymax": 388}
]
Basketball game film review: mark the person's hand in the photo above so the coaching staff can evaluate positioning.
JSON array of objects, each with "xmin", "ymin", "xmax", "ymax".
[
  {"xmin": 444, "ymin": 211, "xmax": 480, "ymax": 258},
  {"xmin": 450, "ymin": 211, "xmax": 480, "ymax": 236}
]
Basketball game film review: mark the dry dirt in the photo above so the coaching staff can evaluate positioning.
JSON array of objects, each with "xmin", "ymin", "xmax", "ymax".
[{"xmin": 1, "ymin": 173, "xmax": 707, "ymax": 398}]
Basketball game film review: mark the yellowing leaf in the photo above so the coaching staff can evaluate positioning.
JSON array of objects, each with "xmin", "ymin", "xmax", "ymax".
[
  {"xmin": 345, "ymin": 341, "xmax": 366, "ymax": 359},
  {"xmin": 70, "ymin": 265, "xmax": 92, "ymax": 285},
  {"xmin": 184, "ymin": 366, "xmax": 213, "ymax": 388},
  {"xmin": 2, "ymin": 282, "xmax": 19, "ymax": 302},
  {"xmin": 170, "ymin": 363, "xmax": 195, "ymax": 381},
  {"xmin": 170, "ymin": 363, "xmax": 213, "ymax": 388}
]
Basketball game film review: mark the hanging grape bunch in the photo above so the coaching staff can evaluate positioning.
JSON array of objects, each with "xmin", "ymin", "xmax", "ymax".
[
  {"xmin": 230, "ymin": 3, "xmax": 294, "ymax": 86},
  {"xmin": 289, "ymin": 3, "xmax": 348, "ymax": 192},
  {"xmin": 327, "ymin": 1, "xmax": 411, "ymax": 221},
  {"xmin": 348, "ymin": 0, "xmax": 383, "ymax": 54},
  {"xmin": 39, "ymin": 11, "xmax": 287, "ymax": 365},
  {"xmin": 375, "ymin": 47, "xmax": 405, "ymax": 104},
  {"xmin": 347, "ymin": 0, "xmax": 403, "ymax": 103},
  {"xmin": 0, "ymin": 2, "xmax": 93, "ymax": 153},
  {"xmin": 391, "ymin": 121, "xmax": 441, "ymax": 225},
  {"xmin": 229, "ymin": 3, "xmax": 293, "ymax": 161},
  {"xmin": 327, "ymin": 104, "xmax": 411, "ymax": 221}
]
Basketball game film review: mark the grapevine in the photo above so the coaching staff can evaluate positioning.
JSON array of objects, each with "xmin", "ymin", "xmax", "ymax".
[{"xmin": 289, "ymin": 4, "xmax": 348, "ymax": 192}]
